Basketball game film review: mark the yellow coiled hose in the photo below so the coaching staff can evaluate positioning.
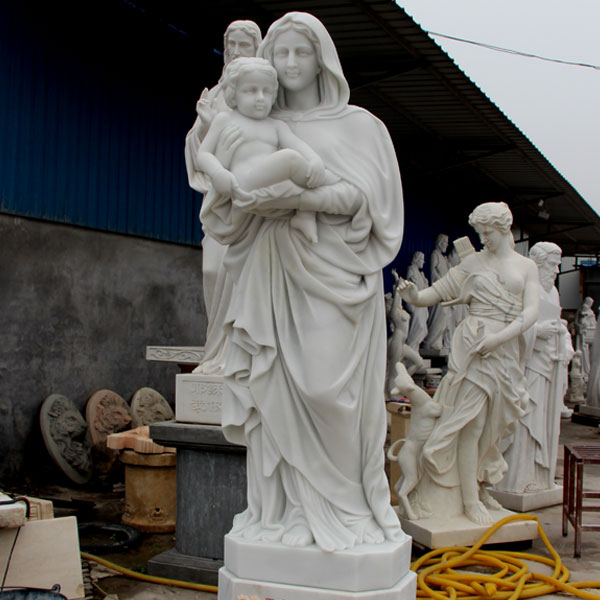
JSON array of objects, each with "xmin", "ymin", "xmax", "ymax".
[
  {"xmin": 411, "ymin": 514, "xmax": 600, "ymax": 600},
  {"xmin": 82, "ymin": 514, "xmax": 600, "ymax": 599}
]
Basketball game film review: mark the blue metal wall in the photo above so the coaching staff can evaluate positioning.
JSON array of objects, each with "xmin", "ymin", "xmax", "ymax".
[{"xmin": 0, "ymin": 1, "xmax": 208, "ymax": 245}]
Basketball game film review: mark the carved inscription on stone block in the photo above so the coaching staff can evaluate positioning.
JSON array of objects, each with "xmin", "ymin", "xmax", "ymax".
[{"xmin": 175, "ymin": 374, "xmax": 223, "ymax": 425}]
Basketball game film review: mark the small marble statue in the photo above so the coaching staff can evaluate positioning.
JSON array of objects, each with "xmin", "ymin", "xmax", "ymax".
[
  {"xmin": 130, "ymin": 387, "xmax": 174, "ymax": 428},
  {"xmin": 575, "ymin": 296, "xmax": 597, "ymax": 381},
  {"xmin": 386, "ymin": 273, "xmax": 424, "ymax": 395},
  {"xmin": 496, "ymin": 241, "xmax": 573, "ymax": 495},
  {"xmin": 185, "ymin": 20, "xmax": 262, "ymax": 376},
  {"xmin": 567, "ymin": 350, "xmax": 586, "ymax": 405},
  {"xmin": 396, "ymin": 202, "xmax": 540, "ymax": 525},
  {"xmin": 200, "ymin": 11, "xmax": 405, "ymax": 552},
  {"xmin": 403, "ymin": 252, "xmax": 430, "ymax": 351},
  {"xmin": 387, "ymin": 363, "xmax": 441, "ymax": 519},
  {"xmin": 422, "ymin": 234, "xmax": 451, "ymax": 351},
  {"xmin": 195, "ymin": 57, "xmax": 338, "ymax": 244},
  {"xmin": 40, "ymin": 394, "xmax": 93, "ymax": 484}
]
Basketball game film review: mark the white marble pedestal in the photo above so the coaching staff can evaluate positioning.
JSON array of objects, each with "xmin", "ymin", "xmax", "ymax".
[
  {"xmin": 399, "ymin": 509, "xmax": 537, "ymax": 549},
  {"xmin": 218, "ymin": 535, "xmax": 416, "ymax": 600},
  {"xmin": 489, "ymin": 486, "xmax": 563, "ymax": 512},
  {"xmin": 175, "ymin": 373, "xmax": 223, "ymax": 424}
]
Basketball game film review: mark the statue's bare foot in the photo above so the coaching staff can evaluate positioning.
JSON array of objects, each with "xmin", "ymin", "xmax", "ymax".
[
  {"xmin": 464, "ymin": 501, "xmax": 494, "ymax": 525},
  {"xmin": 479, "ymin": 486, "xmax": 502, "ymax": 510},
  {"xmin": 523, "ymin": 483, "xmax": 541, "ymax": 493},
  {"xmin": 362, "ymin": 519, "xmax": 385, "ymax": 544},
  {"xmin": 282, "ymin": 524, "xmax": 314, "ymax": 547}
]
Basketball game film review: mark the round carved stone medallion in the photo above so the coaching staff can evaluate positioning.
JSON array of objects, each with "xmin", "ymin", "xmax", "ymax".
[
  {"xmin": 40, "ymin": 394, "xmax": 93, "ymax": 484},
  {"xmin": 85, "ymin": 389, "xmax": 132, "ymax": 448},
  {"xmin": 130, "ymin": 387, "xmax": 174, "ymax": 428}
]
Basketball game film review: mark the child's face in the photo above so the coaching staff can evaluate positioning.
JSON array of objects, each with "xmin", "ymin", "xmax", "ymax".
[{"xmin": 234, "ymin": 71, "xmax": 276, "ymax": 120}]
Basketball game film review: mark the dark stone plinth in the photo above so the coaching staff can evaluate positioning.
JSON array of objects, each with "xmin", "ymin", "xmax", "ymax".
[{"xmin": 147, "ymin": 421, "xmax": 247, "ymax": 583}]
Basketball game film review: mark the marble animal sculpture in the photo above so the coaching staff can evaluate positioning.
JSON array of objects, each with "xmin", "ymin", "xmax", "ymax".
[
  {"xmin": 575, "ymin": 296, "xmax": 597, "ymax": 381},
  {"xmin": 404, "ymin": 252, "xmax": 430, "ymax": 351},
  {"xmin": 195, "ymin": 56, "xmax": 337, "ymax": 245},
  {"xmin": 396, "ymin": 202, "xmax": 540, "ymax": 525},
  {"xmin": 185, "ymin": 20, "xmax": 262, "ymax": 376},
  {"xmin": 386, "ymin": 269, "xmax": 425, "ymax": 395},
  {"xmin": 200, "ymin": 11, "xmax": 405, "ymax": 552},
  {"xmin": 422, "ymin": 234, "xmax": 451, "ymax": 350},
  {"xmin": 387, "ymin": 362, "xmax": 441, "ymax": 520},
  {"xmin": 496, "ymin": 242, "xmax": 573, "ymax": 494}
]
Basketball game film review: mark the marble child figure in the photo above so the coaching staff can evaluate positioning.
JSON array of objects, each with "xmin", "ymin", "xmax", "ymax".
[
  {"xmin": 396, "ymin": 202, "xmax": 540, "ymax": 525},
  {"xmin": 497, "ymin": 241, "xmax": 573, "ymax": 495},
  {"xmin": 200, "ymin": 11, "xmax": 405, "ymax": 553},
  {"xmin": 195, "ymin": 57, "xmax": 329, "ymax": 243},
  {"xmin": 185, "ymin": 20, "xmax": 262, "ymax": 376}
]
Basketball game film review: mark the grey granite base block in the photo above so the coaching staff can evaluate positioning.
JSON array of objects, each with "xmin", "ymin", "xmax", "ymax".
[
  {"xmin": 148, "ymin": 548, "xmax": 222, "ymax": 585},
  {"xmin": 148, "ymin": 421, "xmax": 247, "ymax": 584}
]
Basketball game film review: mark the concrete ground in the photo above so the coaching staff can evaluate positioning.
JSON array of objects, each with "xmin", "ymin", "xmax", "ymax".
[{"xmin": 16, "ymin": 418, "xmax": 600, "ymax": 599}]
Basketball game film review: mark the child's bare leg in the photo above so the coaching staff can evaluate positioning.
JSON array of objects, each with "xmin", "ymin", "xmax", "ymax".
[
  {"xmin": 235, "ymin": 149, "xmax": 309, "ymax": 190},
  {"xmin": 290, "ymin": 210, "xmax": 318, "ymax": 244}
]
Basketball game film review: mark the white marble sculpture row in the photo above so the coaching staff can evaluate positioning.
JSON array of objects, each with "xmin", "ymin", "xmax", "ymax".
[{"xmin": 183, "ymin": 10, "xmax": 582, "ymax": 597}]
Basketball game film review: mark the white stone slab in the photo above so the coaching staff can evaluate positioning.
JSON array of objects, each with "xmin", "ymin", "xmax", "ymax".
[
  {"xmin": 578, "ymin": 404, "xmax": 600, "ymax": 418},
  {"xmin": 0, "ymin": 516, "xmax": 84, "ymax": 598},
  {"xmin": 0, "ymin": 493, "xmax": 26, "ymax": 528},
  {"xmin": 489, "ymin": 486, "xmax": 563, "ymax": 512},
  {"xmin": 398, "ymin": 509, "xmax": 538, "ymax": 549},
  {"xmin": 146, "ymin": 345, "xmax": 205, "ymax": 364},
  {"xmin": 224, "ymin": 535, "xmax": 412, "ymax": 593},
  {"xmin": 176, "ymin": 373, "xmax": 223, "ymax": 425},
  {"xmin": 218, "ymin": 566, "xmax": 417, "ymax": 600}
]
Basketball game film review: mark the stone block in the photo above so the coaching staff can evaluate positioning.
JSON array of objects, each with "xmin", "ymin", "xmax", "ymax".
[
  {"xmin": 224, "ymin": 535, "xmax": 412, "ymax": 593},
  {"xmin": 398, "ymin": 509, "xmax": 537, "ymax": 549},
  {"xmin": 176, "ymin": 373, "xmax": 223, "ymax": 424},
  {"xmin": 0, "ymin": 516, "xmax": 84, "ymax": 598},
  {"xmin": 489, "ymin": 486, "xmax": 563, "ymax": 512},
  {"xmin": 218, "ymin": 566, "xmax": 417, "ymax": 600}
]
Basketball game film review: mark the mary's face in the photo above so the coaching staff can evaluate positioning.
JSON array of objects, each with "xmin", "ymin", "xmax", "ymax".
[{"xmin": 272, "ymin": 29, "xmax": 320, "ymax": 93}]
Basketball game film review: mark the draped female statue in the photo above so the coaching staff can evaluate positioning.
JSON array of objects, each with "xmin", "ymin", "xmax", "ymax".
[{"xmin": 200, "ymin": 12, "xmax": 405, "ymax": 551}]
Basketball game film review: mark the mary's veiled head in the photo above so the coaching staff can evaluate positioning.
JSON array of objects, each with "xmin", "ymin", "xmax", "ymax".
[{"xmin": 258, "ymin": 12, "xmax": 350, "ymax": 114}]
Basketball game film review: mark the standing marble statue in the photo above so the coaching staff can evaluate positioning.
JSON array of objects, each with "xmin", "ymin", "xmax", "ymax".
[
  {"xmin": 396, "ymin": 202, "xmax": 539, "ymax": 525},
  {"xmin": 404, "ymin": 252, "xmax": 429, "ymax": 351},
  {"xmin": 496, "ymin": 242, "xmax": 573, "ymax": 496},
  {"xmin": 448, "ymin": 245, "xmax": 469, "ymax": 333},
  {"xmin": 387, "ymin": 271, "xmax": 424, "ymax": 394},
  {"xmin": 200, "ymin": 12, "xmax": 404, "ymax": 552},
  {"xmin": 422, "ymin": 234, "xmax": 451, "ymax": 350},
  {"xmin": 185, "ymin": 20, "xmax": 262, "ymax": 375},
  {"xmin": 575, "ymin": 296, "xmax": 597, "ymax": 381}
]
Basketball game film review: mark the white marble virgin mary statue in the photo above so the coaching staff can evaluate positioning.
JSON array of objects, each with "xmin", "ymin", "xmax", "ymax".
[{"xmin": 200, "ymin": 11, "xmax": 405, "ymax": 552}]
